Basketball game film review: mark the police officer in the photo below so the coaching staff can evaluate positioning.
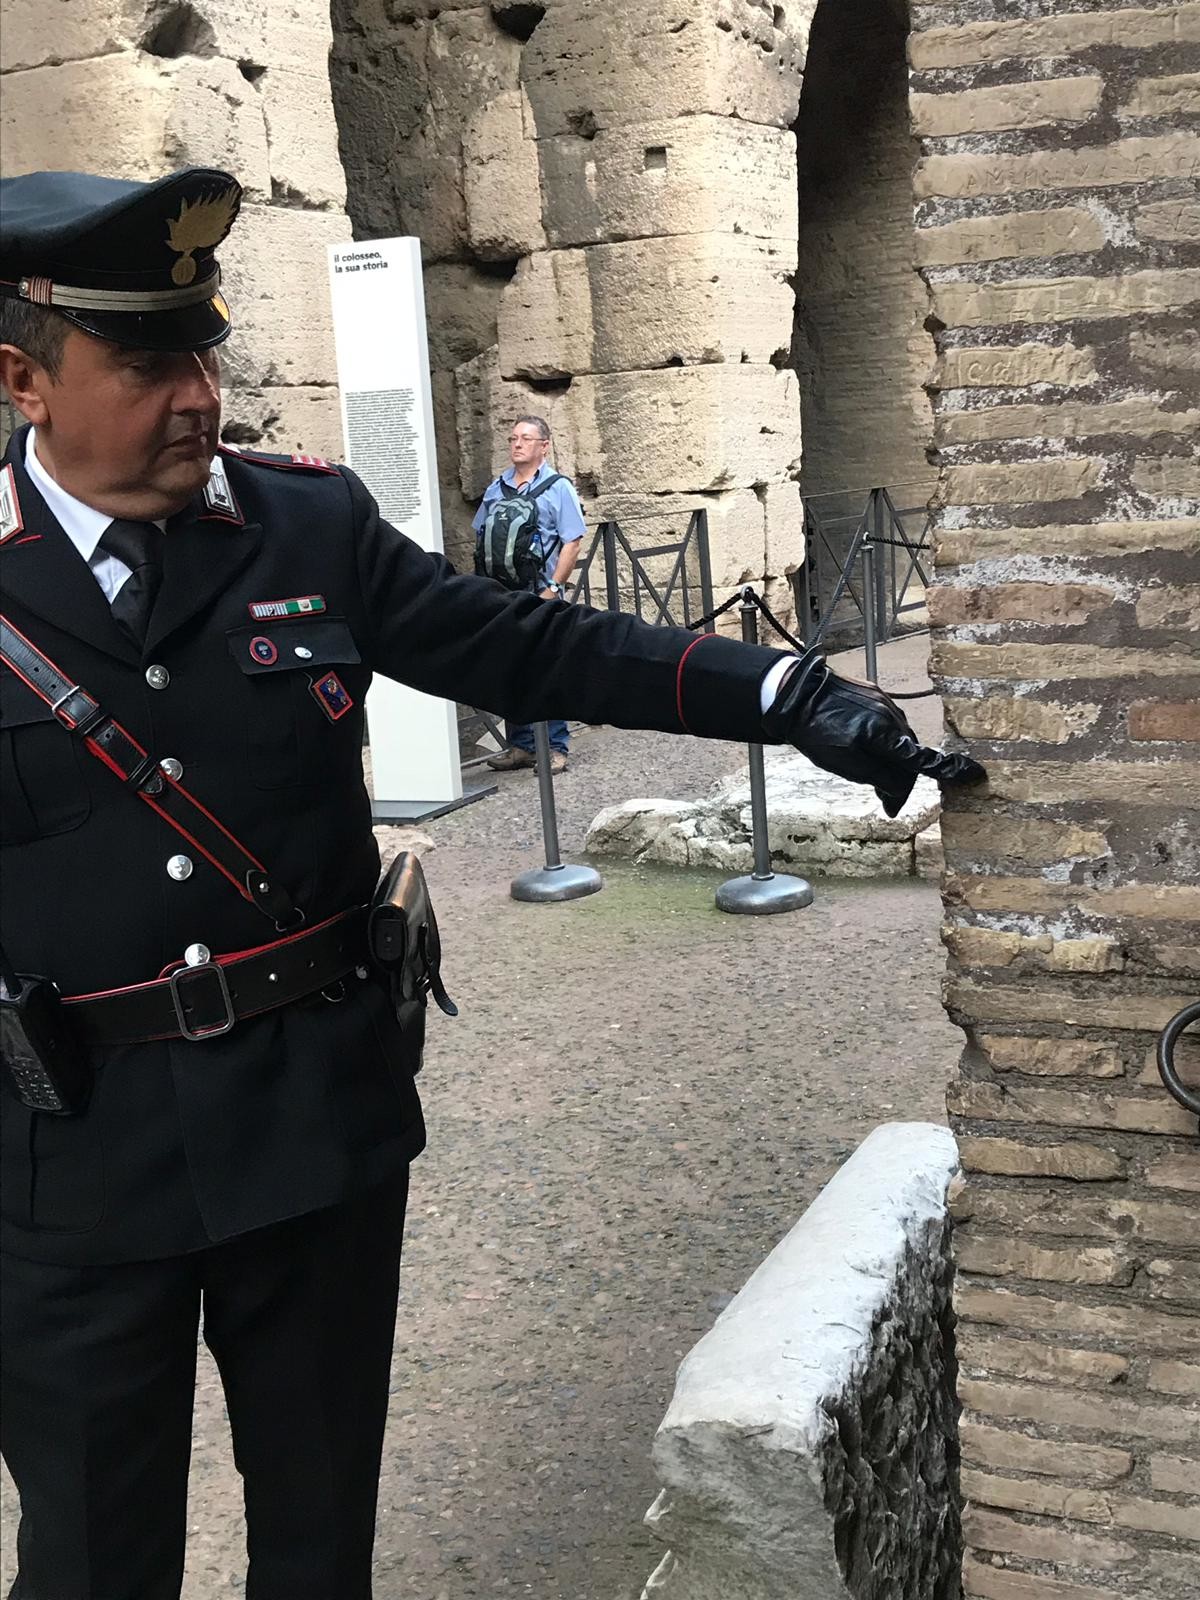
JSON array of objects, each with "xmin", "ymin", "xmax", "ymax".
[{"xmin": 0, "ymin": 168, "xmax": 983, "ymax": 1598}]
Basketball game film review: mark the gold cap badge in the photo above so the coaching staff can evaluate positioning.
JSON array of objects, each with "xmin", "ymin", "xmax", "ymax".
[{"xmin": 165, "ymin": 188, "xmax": 240, "ymax": 286}]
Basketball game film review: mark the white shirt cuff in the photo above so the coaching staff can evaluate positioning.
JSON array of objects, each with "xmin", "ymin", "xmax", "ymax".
[{"xmin": 759, "ymin": 656, "xmax": 797, "ymax": 714}]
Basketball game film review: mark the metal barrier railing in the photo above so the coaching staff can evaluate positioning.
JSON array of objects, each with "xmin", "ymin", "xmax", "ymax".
[{"xmin": 794, "ymin": 484, "xmax": 931, "ymax": 652}]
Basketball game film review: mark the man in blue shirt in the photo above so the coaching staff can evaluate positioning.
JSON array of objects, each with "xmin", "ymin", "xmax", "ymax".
[{"xmin": 473, "ymin": 415, "xmax": 586, "ymax": 772}]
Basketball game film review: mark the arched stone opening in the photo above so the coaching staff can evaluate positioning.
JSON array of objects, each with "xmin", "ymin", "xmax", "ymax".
[{"xmin": 790, "ymin": 0, "xmax": 936, "ymax": 629}]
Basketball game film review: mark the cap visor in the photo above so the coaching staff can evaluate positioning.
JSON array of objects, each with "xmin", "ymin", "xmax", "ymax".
[{"xmin": 61, "ymin": 294, "xmax": 232, "ymax": 353}]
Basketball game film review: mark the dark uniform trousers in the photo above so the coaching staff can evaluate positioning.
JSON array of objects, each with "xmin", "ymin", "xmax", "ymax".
[
  {"xmin": 0, "ymin": 426, "xmax": 785, "ymax": 1596},
  {"xmin": 2, "ymin": 1172, "xmax": 408, "ymax": 1600}
]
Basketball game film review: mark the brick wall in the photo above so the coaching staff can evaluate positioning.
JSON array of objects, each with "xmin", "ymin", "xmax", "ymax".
[{"xmin": 913, "ymin": 0, "xmax": 1200, "ymax": 1595}]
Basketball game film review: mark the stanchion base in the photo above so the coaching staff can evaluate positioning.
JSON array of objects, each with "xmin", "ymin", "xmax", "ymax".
[
  {"xmin": 715, "ymin": 872, "xmax": 814, "ymax": 915},
  {"xmin": 511, "ymin": 862, "xmax": 604, "ymax": 903}
]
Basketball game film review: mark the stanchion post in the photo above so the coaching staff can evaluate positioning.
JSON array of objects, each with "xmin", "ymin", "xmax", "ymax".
[
  {"xmin": 714, "ymin": 591, "xmax": 814, "ymax": 916},
  {"xmin": 510, "ymin": 722, "xmax": 603, "ymax": 903},
  {"xmin": 861, "ymin": 538, "xmax": 879, "ymax": 686}
]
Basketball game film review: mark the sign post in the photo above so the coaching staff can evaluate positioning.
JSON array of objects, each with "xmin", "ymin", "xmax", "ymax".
[{"xmin": 326, "ymin": 236, "xmax": 493, "ymax": 821}]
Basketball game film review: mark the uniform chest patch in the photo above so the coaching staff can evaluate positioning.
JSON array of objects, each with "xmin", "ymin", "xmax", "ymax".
[
  {"xmin": 248, "ymin": 595, "xmax": 327, "ymax": 620},
  {"xmin": 310, "ymin": 670, "xmax": 353, "ymax": 722},
  {"xmin": 249, "ymin": 635, "xmax": 278, "ymax": 665}
]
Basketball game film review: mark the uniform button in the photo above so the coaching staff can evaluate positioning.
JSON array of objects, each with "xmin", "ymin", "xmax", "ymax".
[
  {"xmin": 160, "ymin": 757, "xmax": 183, "ymax": 781},
  {"xmin": 167, "ymin": 854, "xmax": 193, "ymax": 881},
  {"xmin": 146, "ymin": 664, "xmax": 170, "ymax": 690},
  {"xmin": 184, "ymin": 942, "xmax": 211, "ymax": 966}
]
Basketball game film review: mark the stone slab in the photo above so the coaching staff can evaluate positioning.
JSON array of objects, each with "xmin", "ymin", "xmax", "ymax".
[
  {"xmin": 522, "ymin": 0, "xmax": 803, "ymax": 137},
  {"xmin": 585, "ymin": 752, "xmax": 941, "ymax": 878},
  {"xmin": 642, "ymin": 1122, "xmax": 960, "ymax": 1599},
  {"xmin": 540, "ymin": 116, "xmax": 796, "ymax": 249},
  {"xmin": 463, "ymin": 89, "xmax": 545, "ymax": 260},
  {"xmin": 498, "ymin": 234, "xmax": 796, "ymax": 379}
]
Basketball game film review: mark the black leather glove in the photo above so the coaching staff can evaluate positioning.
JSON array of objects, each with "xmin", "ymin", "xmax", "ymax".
[{"xmin": 761, "ymin": 653, "xmax": 987, "ymax": 818}]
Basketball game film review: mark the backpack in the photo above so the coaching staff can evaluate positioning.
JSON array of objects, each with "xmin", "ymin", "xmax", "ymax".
[{"xmin": 474, "ymin": 474, "xmax": 563, "ymax": 591}]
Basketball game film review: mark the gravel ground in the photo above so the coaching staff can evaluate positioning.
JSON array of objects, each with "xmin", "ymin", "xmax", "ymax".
[{"xmin": 2, "ymin": 642, "xmax": 963, "ymax": 1599}]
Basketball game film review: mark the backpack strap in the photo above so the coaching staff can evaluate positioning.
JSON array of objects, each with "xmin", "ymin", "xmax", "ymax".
[
  {"xmin": 525, "ymin": 473, "xmax": 562, "ymax": 501},
  {"xmin": 0, "ymin": 613, "xmax": 302, "ymax": 930}
]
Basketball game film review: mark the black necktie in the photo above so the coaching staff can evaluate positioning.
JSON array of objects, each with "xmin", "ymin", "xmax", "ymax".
[{"xmin": 97, "ymin": 519, "xmax": 164, "ymax": 645}]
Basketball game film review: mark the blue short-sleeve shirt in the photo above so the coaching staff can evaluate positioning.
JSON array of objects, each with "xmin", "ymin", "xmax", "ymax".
[{"xmin": 473, "ymin": 461, "xmax": 587, "ymax": 587}]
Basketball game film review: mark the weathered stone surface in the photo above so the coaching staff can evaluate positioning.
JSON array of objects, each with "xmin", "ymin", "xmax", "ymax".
[
  {"xmin": 938, "ymin": 458, "xmax": 1102, "ymax": 507},
  {"xmin": 940, "ymin": 399, "xmax": 1200, "ymax": 446},
  {"xmin": 929, "ymin": 581, "xmax": 1114, "ymax": 626},
  {"xmin": 540, "ymin": 117, "xmax": 797, "ymax": 249},
  {"xmin": 219, "ymin": 204, "xmax": 350, "ymax": 388},
  {"xmin": 422, "ymin": 265, "xmax": 506, "ymax": 373},
  {"xmin": 915, "ymin": 821, "xmax": 944, "ymax": 882},
  {"xmin": 572, "ymin": 365, "xmax": 802, "ymax": 495},
  {"xmin": 936, "ymin": 519, "xmax": 1200, "ymax": 565},
  {"xmin": 909, "ymin": 6, "xmax": 1200, "ymax": 69},
  {"xmin": 2, "ymin": 0, "xmax": 144, "ymax": 71},
  {"xmin": 977, "ymin": 1035, "xmax": 1123, "ymax": 1078},
  {"xmin": 958, "ymin": 1136, "xmax": 1125, "ymax": 1181},
  {"xmin": 220, "ymin": 383, "xmax": 343, "ymax": 458},
  {"xmin": 1124, "ymin": 71, "xmax": 1200, "ymax": 117},
  {"xmin": 262, "ymin": 63, "xmax": 347, "ymax": 208},
  {"xmin": 956, "ymin": 1283, "xmax": 1200, "ymax": 1353},
  {"xmin": 1137, "ymin": 197, "xmax": 1200, "ymax": 242},
  {"xmin": 916, "ymin": 207, "xmax": 1105, "ymax": 268},
  {"xmin": 523, "ymin": 0, "xmax": 803, "ymax": 138},
  {"xmin": 959, "ymin": 1334, "xmax": 1130, "ymax": 1389},
  {"xmin": 911, "ymin": 78, "xmax": 1103, "ymax": 137},
  {"xmin": 943, "ymin": 696, "xmax": 1101, "ymax": 744},
  {"xmin": 934, "ymin": 642, "xmax": 1199, "ymax": 683},
  {"xmin": 589, "ymin": 489, "xmax": 769, "ymax": 591},
  {"xmin": 498, "ymin": 235, "xmax": 797, "ymax": 378},
  {"xmin": 586, "ymin": 755, "xmax": 940, "ymax": 878},
  {"xmin": 916, "ymin": 133, "xmax": 1200, "ymax": 201},
  {"xmin": 463, "ymin": 89, "xmax": 545, "ymax": 260},
  {"xmin": 933, "ymin": 270, "xmax": 1200, "ymax": 329},
  {"xmin": 1130, "ymin": 699, "xmax": 1200, "ymax": 740},
  {"xmin": 0, "ymin": 54, "xmax": 270, "ymax": 196},
  {"xmin": 641, "ymin": 1123, "xmax": 960, "ymax": 1600},
  {"xmin": 1133, "ymin": 455, "xmax": 1200, "ymax": 497},
  {"xmin": 959, "ymin": 1420, "xmax": 1132, "ymax": 1484},
  {"xmin": 934, "ymin": 342, "xmax": 1098, "ymax": 389},
  {"xmin": 1131, "ymin": 327, "xmax": 1200, "ymax": 376}
]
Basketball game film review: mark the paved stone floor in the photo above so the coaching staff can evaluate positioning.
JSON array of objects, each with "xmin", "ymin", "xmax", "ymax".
[{"xmin": 2, "ymin": 639, "xmax": 964, "ymax": 1598}]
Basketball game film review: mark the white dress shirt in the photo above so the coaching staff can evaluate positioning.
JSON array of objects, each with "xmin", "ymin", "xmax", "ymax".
[{"xmin": 25, "ymin": 429, "xmax": 163, "ymax": 603}]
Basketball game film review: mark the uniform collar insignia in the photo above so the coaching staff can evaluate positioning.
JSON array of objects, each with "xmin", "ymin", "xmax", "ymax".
[
  {"xmin": 201, "ymin": 454, "xmax": 242, "ymax": 523},
  {"xmin": 0, "ymin": 463, "xmax": 26, "ymax": 543}
]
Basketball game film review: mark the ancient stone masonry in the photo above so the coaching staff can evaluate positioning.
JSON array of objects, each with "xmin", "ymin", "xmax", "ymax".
[
  {"xmin": 0, "ymin": 0, "xmax": 352, "ymax": 456},
  {"xmin": 330, "ymin": 1, "xmax": 816, "ymax": 601},
  {"xmin": 914, "ymin": 0, "xmax": 1200, "ymax": 1593},
  {"xmin": 640, "ymin": 1123, "xmax": 962, "ymax": 1599}
]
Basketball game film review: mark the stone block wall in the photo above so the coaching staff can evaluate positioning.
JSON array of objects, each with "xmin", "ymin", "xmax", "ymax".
[
  {"xmin": 0, "ymin": 0, "xmax": 351, "ymax": 457},
  {"xmin": 914, "ymin": 1, "xmax": 1200, "ymax": 1594},
  {"xmin": 330, "ymin": 0, "xmax": 810, "ymax": 597},
  {"xmin": 640, "ymin": 1122, "xmax": 961, "ymax": 1599}
]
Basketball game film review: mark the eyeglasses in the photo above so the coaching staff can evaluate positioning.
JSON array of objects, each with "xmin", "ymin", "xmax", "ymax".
[{"xmin": 508, "ymin": 434, "xmax": 547, "ymax": 445}]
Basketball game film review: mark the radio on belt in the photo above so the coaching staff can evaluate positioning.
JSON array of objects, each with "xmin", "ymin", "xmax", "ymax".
[{"xmin": 0, "ymin": 969, "xmax": 92, "ymax": 1116}]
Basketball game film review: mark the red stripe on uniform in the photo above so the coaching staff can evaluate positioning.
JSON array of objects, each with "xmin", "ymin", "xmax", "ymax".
[{"xmin": 674, "ymin": 635, "xmax": 714, "ymax": 734}]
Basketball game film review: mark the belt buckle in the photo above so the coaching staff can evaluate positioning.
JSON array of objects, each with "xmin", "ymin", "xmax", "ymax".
[{"xmin": 169, "ymin": 961, "xmax": 235, "ymax": 1041}]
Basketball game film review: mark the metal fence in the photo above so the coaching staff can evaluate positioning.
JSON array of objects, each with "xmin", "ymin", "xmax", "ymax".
[{"xmin": 793, "ymin": 484, "xmax": 932, "ymax": 651}]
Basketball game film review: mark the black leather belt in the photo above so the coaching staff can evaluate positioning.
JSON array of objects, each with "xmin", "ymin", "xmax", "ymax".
[{"xmin": 63, "ymin": 908, "xmax": 367, "ymax": 1047}]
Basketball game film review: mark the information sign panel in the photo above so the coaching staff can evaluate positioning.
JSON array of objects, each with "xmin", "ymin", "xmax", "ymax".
[{"xmin": 327, "ymin": 237, "xmax": 462, "ymax": 815}]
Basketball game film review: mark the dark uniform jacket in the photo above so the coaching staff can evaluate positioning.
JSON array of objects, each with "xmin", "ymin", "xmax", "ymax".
[{"xmin": 0, "ymin": 427, "xmax": 785, "ymax": 1265}]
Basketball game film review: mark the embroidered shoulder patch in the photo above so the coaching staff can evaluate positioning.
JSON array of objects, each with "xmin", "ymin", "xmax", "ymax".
[{"xmin": 217, "ymin": 444, "xmax": 338, "ymax": 476}]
